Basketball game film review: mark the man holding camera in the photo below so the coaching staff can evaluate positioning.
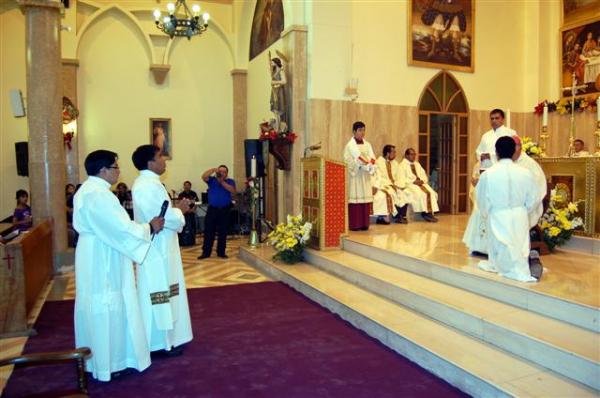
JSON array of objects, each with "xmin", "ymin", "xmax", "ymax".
[{"xmin": 198, "ymin": 165, "xmax": 236, "ymax": 259}]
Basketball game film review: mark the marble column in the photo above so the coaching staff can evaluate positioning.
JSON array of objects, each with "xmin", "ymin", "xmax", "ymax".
[
  {"xmin": 62, "ymin": 58, "xmax": 80, "ymax": 184},
  {"xmin": 281, "ymin": 25, "xmax": 308, "ymax": 217},
  {"xmin": 231, "ymin": 69, "xmax": 248, "ymax": 189},
  {"xmin": 19, "ymin": 0, "xmax": 67, "ymax": 268}
]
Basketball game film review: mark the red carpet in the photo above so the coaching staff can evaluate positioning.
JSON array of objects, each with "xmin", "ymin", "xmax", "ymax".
[{"xmin": 2, "ymin": 282, "xmax": 468, "ymax": 398}]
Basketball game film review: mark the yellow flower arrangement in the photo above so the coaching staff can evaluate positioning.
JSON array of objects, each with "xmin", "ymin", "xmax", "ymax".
[
  {"xmin": 267, "ymin": 214, "xmax": 312, "ymax": 264},
  {"xmin": 538, "ymin": 189, "xmax": 583, "ymax": 251},
  {"xmin": 521, "ymin": 136, "xmax": 544, "ymax": 158}
]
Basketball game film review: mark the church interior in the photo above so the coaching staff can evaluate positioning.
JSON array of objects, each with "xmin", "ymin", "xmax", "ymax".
[{"xmin": 1, "ymin": 0, "xmax": 599, "ymax": 396}]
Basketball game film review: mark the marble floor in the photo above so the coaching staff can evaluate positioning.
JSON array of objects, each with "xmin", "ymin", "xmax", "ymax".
[
  {"xmin": 0, "ymin": 237, "xmax": 270, "ymax": 395},
  {"xmin": 347, "ymin": 214, "xmax": 600, "ymax": 308}
]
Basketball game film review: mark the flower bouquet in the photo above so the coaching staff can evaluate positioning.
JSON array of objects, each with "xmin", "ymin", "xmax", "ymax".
[
  {"xmin": 258, "ymin": 120, "xmax": 297, "ymax": 143},
  {"xmin": 267, "ymin": 214, "xmax": 312, "ymax": 264},
  {"xmin": 521, "ymin": 136, "xmax": 543, "ymax": 158},
  {"xmin": 538, "ymin": 189, "xmax": 584, "ymax": 251}
]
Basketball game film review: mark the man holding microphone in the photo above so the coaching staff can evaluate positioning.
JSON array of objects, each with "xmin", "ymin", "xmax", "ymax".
[{"xmin": 198, "ymin": 165, "xmax": 236, "ymax": 259}]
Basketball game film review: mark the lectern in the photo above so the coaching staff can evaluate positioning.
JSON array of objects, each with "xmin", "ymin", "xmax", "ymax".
[{"xmin": 301, "ymin": 156, "xmax": 348, "ymax": 250}]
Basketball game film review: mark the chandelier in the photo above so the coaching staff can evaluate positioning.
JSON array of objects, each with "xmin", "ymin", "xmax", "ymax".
[{"xmin": 153, "ymin": 1, "xmax": 209, "ymax": 39}]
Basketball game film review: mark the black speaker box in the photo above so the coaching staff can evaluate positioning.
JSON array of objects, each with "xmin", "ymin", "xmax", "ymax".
[
  {"xmin": 244, "ymin": 139, "xmax": 266, "ymax": 178},
  {"xmin": 15, "ymin": 141, "xmax": 28, "ymax": 177}
]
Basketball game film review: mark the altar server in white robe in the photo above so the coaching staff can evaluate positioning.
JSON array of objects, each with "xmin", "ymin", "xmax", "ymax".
[
  {"xmin": 512, "ymin": 135, "xmax": 547, "ymax": 227},
  {"xmin": 74, "ymin": 150, "xmax": 165, "ymax": 381},
  {"xmin": 462, "ymin": 161, "xmax": 488, "ymax": 255},
  {"xmin": 476, "ymin": 137, "xmax": 538, "ymax": 282},
  {"xmin": 399, "ymin": 148, "xmax": 439, "ymax": 222},
  {"xmin": 476, "ymin": 109, "xmax": 516, "ymax": 170},
  {"xmin": 344, "ymin": 121, "xmax": 376, "ymax": 231},
  {"xmin": 573, "ymin": 139, "xmax": 591, "ymax": 157},
  {"xmin": 131, "ymin": 145, "xmax": 193, "ymax": 355},
  {"xmin": 373, "ymin": 145, "xmax": 409, "ymax": 224}
]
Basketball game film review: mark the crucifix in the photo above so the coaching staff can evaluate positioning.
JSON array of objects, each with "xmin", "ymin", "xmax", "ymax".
[
  {"xmin": 561, "ymin": 72, "xmax": 587, "ymax": 157},
  {"xmin": 3, "ymin": 253, "xmax": 15, "ymax": 271}
]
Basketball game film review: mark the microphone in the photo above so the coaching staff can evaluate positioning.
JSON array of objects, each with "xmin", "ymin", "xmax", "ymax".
[{"xmin": 152, "ymin": 200, "xmax": 169, "ymax": 240}]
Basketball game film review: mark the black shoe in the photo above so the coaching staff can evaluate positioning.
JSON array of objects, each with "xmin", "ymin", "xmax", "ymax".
[
  {"xmin": 397, "ymin": 217, "xmax": 408, "ymax": 224},
  {"xmin": 360, "ymin": 227, "xmax": 369, "ymax": 231},
  {"xmin": 197, "ymin": 254, "xmax": 210, "ymax": 259},
  {"xmin": 110, "ymin": 368, "xmax": 136, "ymax": 379},
  {"xmin": 152, "ymin": 345, "xmax": 184, "ymax": 359},
  {"xmin": 422, "ymin": 213, "xmax": 434, "ymax": 222},
  {"xmin": 529, "ymin": 252, "xmax": 543, "ymax": 280},
  {"xmin": 376, "ymin": 217, "xmax": 390, "ymax": 225},
  {"xmin": 217, "ymin": 254, "xmax": 229, "ymax": 259}
]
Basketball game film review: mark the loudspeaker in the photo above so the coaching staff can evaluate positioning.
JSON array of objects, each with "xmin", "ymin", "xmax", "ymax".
[
  {"xmin": 244, "ymin": 139, "xmax": 266, "ymax": 178},
  {"xmin": 15, "ymin": 142, "xmax": 28, "ymax": 177},
  {"xmin": 9, "ymin": 89, "xmax": 26, "ymax": 118}
]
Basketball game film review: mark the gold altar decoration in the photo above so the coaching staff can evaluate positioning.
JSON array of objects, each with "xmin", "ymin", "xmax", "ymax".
[
  {"xmin": 301, "ymin": 156, "xmax": 348, "ymax": 250},
  {"xmin": 538, "ymin": 157, "xmax": 599, "ymax": 237}
]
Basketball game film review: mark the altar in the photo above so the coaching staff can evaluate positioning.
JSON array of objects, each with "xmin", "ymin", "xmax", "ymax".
[{"xmin": 538, "ymin": 156, "xmax": 600, "ymax": 238}]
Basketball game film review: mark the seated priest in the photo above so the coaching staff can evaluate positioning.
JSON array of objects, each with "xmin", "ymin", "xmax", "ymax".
[
  {"xmin": 572, "ymin": 139, "xmax": 590, "ymax": 157},
  {"xmin": 476, "ymin": 137, "xmax": 538, "ymax": 283},
  {"xmin": 372, "ymin": 145, "xmax": 409, "ymax": 224},
  {"xmin": 399, "ymin": 148, "xmax": 439, "ymax": 222}
]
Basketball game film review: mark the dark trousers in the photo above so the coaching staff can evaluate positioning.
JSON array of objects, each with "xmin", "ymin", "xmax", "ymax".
[{"xmin": 202, "ymin": 205, "xmax": 230, "ymax": 256}]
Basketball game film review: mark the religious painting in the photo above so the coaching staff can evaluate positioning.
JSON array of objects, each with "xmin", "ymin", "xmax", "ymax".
[
  {"xmin": 249, "ymin": 0, "xmax": 284, "ymax": 61},
  {"xmin": 311, "ymin": 170, "xmax": 319, "ymax": 199},
  {"xmin": 149, "ymin": 118, "xmax": 172, "ymax": 160},
  {"xmin": 408, "ymin": 0, "xmax": 475, "ymax": 73},
  {"xmin": 562, "ymin": 0, "xmax": 600, "ymax": 25},
  {"xmin": 560, "ymin": 17, "xmax": 600, "ymax": 98}
]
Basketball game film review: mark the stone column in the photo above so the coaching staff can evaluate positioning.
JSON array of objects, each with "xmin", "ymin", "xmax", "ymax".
[
  {"xmin": 19, "ymin": 0, "xmax": 67, "ymax": 269},
  {"xmin": 231, "ymin": 69, "xmax": 248, "ymax": 189},
  {"xmin": 62, "ymin": 58, "xmax": 80, "ymax": 184},
  {"xmin": 282, "ymin": 25, "xmax": 308, "ymax": 216}
]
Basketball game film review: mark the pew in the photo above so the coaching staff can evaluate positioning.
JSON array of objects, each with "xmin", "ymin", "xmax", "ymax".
[{"xmin": 0, "ymin": 220, "xmax": 53, "ymax": 337}]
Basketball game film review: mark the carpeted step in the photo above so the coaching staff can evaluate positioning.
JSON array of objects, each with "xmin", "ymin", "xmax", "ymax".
[
  {"xmin": 304, "ymin": 248, "xmax": 600, "ymax": 391},
  {"xmin": 240, "ymin": 245, "xmax": 597, "ymax": 398}
]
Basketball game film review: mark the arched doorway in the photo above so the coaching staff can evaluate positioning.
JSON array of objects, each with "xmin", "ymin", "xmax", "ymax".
[{"xmin": 417, "ymin": 71, "xmax": 469, "ymax": 214}]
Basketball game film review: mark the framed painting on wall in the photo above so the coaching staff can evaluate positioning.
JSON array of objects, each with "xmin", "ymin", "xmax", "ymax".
[
  {"xmin": 562, "ymin": 0, "xmax": 600, "ymax": 25},
  {"xmin": 560, "ymin": 16, "xmax": 600, "ymax": 99},
  {"xmin": 150, "ymin": 118, "xmax": 172, "ymax": 160},
  {"xmin": 408, "ymin": 0, "xmax": 475, "ymax": 73},
  {"xmin": 249, "ymin": 0, "xmax": 284, "ymax": 61}
]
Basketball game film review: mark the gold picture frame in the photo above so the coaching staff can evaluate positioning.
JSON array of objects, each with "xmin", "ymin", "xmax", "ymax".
[
  {"xmin": 561, "ymin": 0, "xmax": 600, "ymax": 26},
  {"xmin": 408, "ymin": 0, "xmax": 475, "ymax": 73},
  {"xmin": 149, "ymin": 118, "xmax": 172, "ymax": 160},
  {"xmin": 559, "ymin": 15, "xmax": 600, "ymax": 99}
]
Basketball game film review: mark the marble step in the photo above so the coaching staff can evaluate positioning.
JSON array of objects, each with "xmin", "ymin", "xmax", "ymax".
[
  {"xmin": 240, "ymin": 246, "xmax": 597, "ymax": 398},
  {"xmin": 304, "ymin": 249, "xmax": 600, "ymax": 391},
  {"xmin": 342, "ymin": 238, "xmax": 599, "ymax": 333}
]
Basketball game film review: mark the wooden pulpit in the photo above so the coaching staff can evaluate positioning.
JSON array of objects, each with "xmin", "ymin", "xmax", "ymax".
[
  {"xmin": 0, "ymin": 220, "xmax": 53, "ymax": 337},
  {"xmin": 301, "ymin": 156, "xmax": 348, "ymax": 250}
]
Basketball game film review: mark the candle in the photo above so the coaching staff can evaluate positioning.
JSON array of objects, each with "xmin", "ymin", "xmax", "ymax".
[
  {"xmin": 251, "ymin": 156, "xmax": 257, "ymax": 177},
  {"xmin": 542, "ymin": 104, "xmax": 548, "ymax": 127},
  {"xmin": 506, "ymin": 109, "xmax": 511, "ymax": 128},
  {"xmin": 597, "ymin": 96, "xmax": 600, "ymax": 122}
]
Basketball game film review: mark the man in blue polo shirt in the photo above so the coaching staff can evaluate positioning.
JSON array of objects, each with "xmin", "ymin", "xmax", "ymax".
[{"xmin": 198, "ymin": 165, "xmax": 236, "ymax": 259}]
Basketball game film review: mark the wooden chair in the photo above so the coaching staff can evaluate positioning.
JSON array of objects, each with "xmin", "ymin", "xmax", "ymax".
[{"xmin": 0, "ymin": 347, "xmax": 91, "ymax": 397}]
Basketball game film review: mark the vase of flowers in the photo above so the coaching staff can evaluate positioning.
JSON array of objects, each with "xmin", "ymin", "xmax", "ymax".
[
  {"xmin": 538, "ymin": 189, "xmax": 584, "ymax": 251},
  {"xmin": 268, "ymin": 214, "xmax": 312, "ymax": 264},
  {"xmin": 521, "ymin": 136, "xmax": 543, "ymax": 158}
]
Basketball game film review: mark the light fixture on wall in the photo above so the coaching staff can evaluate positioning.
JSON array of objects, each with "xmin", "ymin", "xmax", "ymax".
[{"xmin": 153, "ymin": 1, "xmax": 209, "ymax": 40}]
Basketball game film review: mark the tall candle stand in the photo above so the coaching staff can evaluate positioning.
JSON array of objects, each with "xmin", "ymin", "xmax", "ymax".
[
  {"xmin": 539, "ymin": 126, "xmax": 549, "ymax": 156},
  {"xmin": 594, "ymin": 121, "xmax": 600, "ymax": 157}
]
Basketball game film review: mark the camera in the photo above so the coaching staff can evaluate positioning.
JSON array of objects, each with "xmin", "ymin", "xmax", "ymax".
[{"xmin": 215, "ymin": 171, "xmax": 222, "ymax": 179}]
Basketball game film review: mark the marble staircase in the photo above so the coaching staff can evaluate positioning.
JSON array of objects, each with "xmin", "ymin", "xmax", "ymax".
[{"xmin": 240, "ymin": 244, "xmax": 599, "ymax": 397}]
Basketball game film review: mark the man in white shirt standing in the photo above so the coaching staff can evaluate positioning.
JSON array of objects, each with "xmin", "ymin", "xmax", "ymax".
[
  {"xmin": 476, "ymin": 109, "xmax": 516, "ymax": 170},
  {"xmin": 73, "ymin": 150, "xmax": 165, "ymax": 381},
  {"xmin": 476, "ymin": 137, "xmax": 538, "ymax": 282},
  {"xmin": 131, "ymin": 145, "xmax": 194, "ymax": 357}
]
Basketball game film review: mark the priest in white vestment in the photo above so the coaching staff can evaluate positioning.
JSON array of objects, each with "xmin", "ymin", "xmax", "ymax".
[
  {"xmin": 476, "ymin": 109, "xmax": 516, "ymax": 170},
  {"xmin": 462, "ymin": 161, "xmax": 488, "ymax": 255},
  {"xmin": 74, "ymin": 150, "xmax": 165, "ymax": 381},
  {"xmin": 573, "ymin": 139, "xmax": 591, "ymax": 157},
  {"xmin": 344, "ymin": 121, "xmax": 376, "ymax": 231},
  {"xmin": 512, "ymin": 136, "xmax": 547, "ymax": 228},
  {"xmin": 476, "ymin": 137, "xmax": 538, "ymax": 282},
  {"xmin": 132, "ymin": 145, "xmax": 194, "ymax": 355},
  {"xmin": 373, "ymin": 145, "xmax": 409, "ymax": 224},
  {"xmin": 399, "ymin": 148, "xmax": 439, "ymax": 222}
]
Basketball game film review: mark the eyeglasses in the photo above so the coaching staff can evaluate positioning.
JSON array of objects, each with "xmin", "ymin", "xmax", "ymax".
[{"xmin": 107, "ymin": 166, "xmax": 120, "ymax": 170}]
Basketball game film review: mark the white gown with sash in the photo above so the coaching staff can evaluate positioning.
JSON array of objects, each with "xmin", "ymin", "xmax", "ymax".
[
  {"xmin": 132, "ymin": 170, "xmax": 193, "ymax": 352},
  {"xmin": 73, "ymin": 176, "xmax": 152, "ymax": 381}
]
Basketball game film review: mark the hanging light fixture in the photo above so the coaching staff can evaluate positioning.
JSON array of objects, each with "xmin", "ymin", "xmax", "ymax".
[{"xmin": 153, "ymin": 0, "xmax": 209, "ymax": 40}]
